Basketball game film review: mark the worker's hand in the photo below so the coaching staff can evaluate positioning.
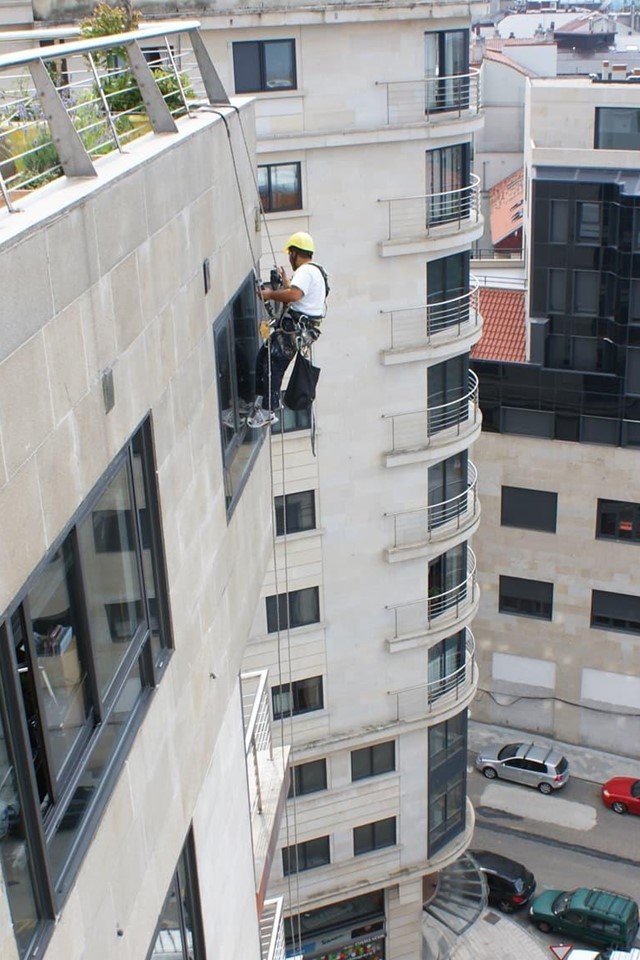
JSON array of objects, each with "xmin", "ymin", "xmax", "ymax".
[
  {"xmin": 257, "ymin": 284, "xmax": 271, "ymax": 301},
  {"xmin": 278, "ymin": 266, "xmax": 290, "ymax": 288}
]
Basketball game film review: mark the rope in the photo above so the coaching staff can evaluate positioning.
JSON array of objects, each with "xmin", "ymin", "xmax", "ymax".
[{"xmin": 212, "ymin": 102, "xmax": 305, "ymax": 956}]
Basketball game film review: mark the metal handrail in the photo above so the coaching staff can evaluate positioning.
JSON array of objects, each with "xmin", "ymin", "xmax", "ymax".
[
  {"xmin": 386, "ymin": 549, "xmax": 477, "ymax": 639},
  {"xmin": 388, "ymin": 628, "xmax": 475, "ymax": 719},
  {"xmin": 385, "ymin": 462, "xmax": 478, "ymax": 550},
  {"xmin": 382, "ymin": 276, "xmax": 480, "ymax": 350},
  {"xmin": 260, "ymin": 897, "xmax": 286, "ymax": 960},
  {"xmin": 384, "ymin": 370, "xmax": 479, "ymax": 453},
  {"xmin": 0, "ymin": 21, "xmax": 228, "ymax": 211},
  {"xmin": 379, "ymin": 174, "xmax": 481, "ymax": 241},
  {"xmin": 377, "ymin": 68, "xmax": 481, "ymax": 125},
  {"xmin": 240, "ymin": 670, "xmax": 273, "ymax": 818}
]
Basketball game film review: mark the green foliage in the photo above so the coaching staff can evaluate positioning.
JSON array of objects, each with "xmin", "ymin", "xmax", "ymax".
[
  {"xmin": 15, "ymin": 126, "xmax": 60, "ymax": 188},
  {"xmin": 101, "ymin": 71, "xmax": 143, "ymax": 113},
  {"xmin": 154, "ymin": 70, "xmax": 195, "ymax": 115},
  {"xmin": 79, "ymin": 2, "xmax": 141, "ymax": 70}
]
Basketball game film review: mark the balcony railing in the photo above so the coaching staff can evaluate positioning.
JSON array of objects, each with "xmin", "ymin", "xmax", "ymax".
[
  {"xmin": 386, "ymin": 462, "xmax": 478, "ymax": 551},
  {"xmin": 0, "ymin": 22, "xmax": 228, "ymax": 211},
  {"xmin": 382, "ymin": 276, "xmax": 480, "ymax": 350},
  {"xmin": 384, "ymin": 370, "xmax": 479, "ymax": 455},
  {"xmin": 377, "ymin": 68, "xmax": 481, "ymax": 125},
  {"xmin": 386, "ymin": 549, "xmax": 477, "ymax": 641},
  {"xmin": 379, "ymin": 174, "xmax": 480, "ymax": 242},
  {"xmin": 260, "ymin": 897, "xmax": 286, "ymax": 960},
  {"xmin": 241, "ymin": 670, "xmax": 274, "ymax": 818},
  {"xmin": 388, "ymin": 628, "xmax": 476, "ymax": 720}
]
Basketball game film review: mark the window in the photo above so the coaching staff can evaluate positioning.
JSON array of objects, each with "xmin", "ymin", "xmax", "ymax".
[
  {"xmin": 424, "ymin": 30, "xmax": 469, "ymax": 113},
  {"xmin": 596, "ymin": 499, "xmax": 640, "ymax": 542},
  {"xmin": 147, "ymin": 831, "xmax": 205, "ymax": 960},
  {"xmin": 548, "ymin": 268, "xmax": 566, "ymax": 312},
  {"xmin": 233, "ymin": 40, "xmax": 296, "ymax": 93},
  {"xmin": 428, "ymin": 711, "xmax": 466, "ymax": 856},
  {"xmin": 0, "ymin": 420, "xmax": 171, "ymax": 951},
  {"xmin": 428, "ymin": 630, "xmax": 466, "ymax": 701},
  {"xmin": 266, "ymin": 586, "xmax": 320, "ymax": 632},
  {"xmin": 595, "ymin": 107, "xmax": 640, "ymax": 150},
  {"xmin": 282, "ymin": 836, "xmax": 330, "ymax": 875},
  {"xmin": 213, "ymin": 275, "xmax": 262, "ymax": 511},
  {"xmin": 427, "ymin": 253, "xmax": 470, "ymax": 334},
  {"xmin": 591, "ymin": 590, "xmax": 640, "ymax": 634},
  {"xmin": 353, "ymin": 817, "xmax": 396, "ymax": 856},
  {"xmin": 550, "ymin": 200, "xmax": 569, "ymax": 243},
  {"xmin": 271, "ymin": 405, "xmax": 311, "ymax": 434},
  {"xmin": 351, "ymin": 741, "xmax": 395, "ymax": 781},
  {"xmin": 275, "ymin": 490, "xmax": 316, "ymax": 537},
  {"xmin": 501, "ymin": 486, "xmax": 558, "ymax": 533},
  {"xmin": 289, "ymin": 759, "xmax": 327, "ymax": 797},
  {"xmin": 258, "ymin": 162, "xmax": 302, "ymax": 213},
  {"xmin": 576, "ymin": 202, "xmax": 601, "ymax": 243},
  {"xmin": 428, "ymin": 452, "xmax": 467, "ymax": 528},
  {"xmin": 425, "ymin": 143, "xmax": 470, "ymax": 226},
  {"xmin": 272, "ymin": 676, "xmax": 323, "ymax": 720},
  {"xmin": 285, "ymin": 891, "xmax": 385, "ymax": 954},
  {"xmin": 428, "ymin": 354, "xmax": 468, "ymax": 435},
  {"xmin": 428, "ymin": 544, "xmax": 467, "ymax": 618},
  {"xmin": 574, "ymin": 271, "xmax": 599, "ymax": 315},
  {"xmin": 499, "ymin": 575, "xmax": 553, "ymax": 620}
]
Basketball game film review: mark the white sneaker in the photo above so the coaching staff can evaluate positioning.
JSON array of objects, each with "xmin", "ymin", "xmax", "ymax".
[{"xmin": 247, "ymin": 407, "xmax": 279, "ymax": 428}]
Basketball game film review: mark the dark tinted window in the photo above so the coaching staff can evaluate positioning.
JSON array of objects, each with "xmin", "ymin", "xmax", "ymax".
[
  {"xmin": 353, "ymin": 817, "xmax": 396, "ymax": 856},
  {"xmin": 233, "ymin": 40, "xmax": 296, "ymax": 93},
  {"xmin": 282, "ymin": 836, "xmax": 330, "ymax": 875},
  {"xmin": 351, "ymin": 741, "xmax": 395, "ymax": 781},
  {"xmin": 275, "ymin": 490, "xmax": 316, "ymax": 536},
  {"xmin": 258, "ymin": 162, "xmax": 302, "ymax": 212},
  {"xmin": 289, "ymin": 759, "xmax": 327, "ymax": 797},
  {"xmin": 499, "ymin": 576, "xmax": 553, "ymax": 620},
  {"xmin": 272, "ymin": 676, "xmax": 323, "ymax": 720},
  {"xmin": 266, "ymin": 586, "xmax": 320, "ymax": 632},
  {"xmin": 595, "ymin": 107, "xmax": 640, "ymax": 150},
  {"xmin": 596, "ymin": 499, "xmax": 640, "ymax": 542},
  {"xmin": 591, "ymin": 589, "xmax": 640, "ymax": 634},
  {"xmin": 501, "ymin": 486, "xmax": 558, "ymax": 533}
]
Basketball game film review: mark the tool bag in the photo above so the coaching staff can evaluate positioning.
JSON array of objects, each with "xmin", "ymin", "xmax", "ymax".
[{"xmin": 284, "ymin": 352, "xmax": 320, "ymax": 410}]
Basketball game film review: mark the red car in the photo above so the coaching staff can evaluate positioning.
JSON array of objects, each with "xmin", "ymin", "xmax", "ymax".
[{"xmin": 601, "ymin": 777, "xmax": 640, "ymax": 815}]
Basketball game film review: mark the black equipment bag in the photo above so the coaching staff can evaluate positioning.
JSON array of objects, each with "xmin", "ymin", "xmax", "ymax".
[{"xmin": 284, "ymin": 352, "xmax": 320, "ymax": 410}]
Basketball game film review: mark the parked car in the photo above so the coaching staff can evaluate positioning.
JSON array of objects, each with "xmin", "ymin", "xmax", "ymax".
[
  {"xmin": 529, "ymin": 888, "xmax": 640, "ymax": 950},
  {"xmin": 470, "ymin": 849, "xmax": 536, "ymax": 912},
  {"xmin": 601, "ymin": 777, "xmax": 640, "ymax": 816},
  {"xmin": 474, "ymin": 741, "xmax": 570, "ymax": 793}
]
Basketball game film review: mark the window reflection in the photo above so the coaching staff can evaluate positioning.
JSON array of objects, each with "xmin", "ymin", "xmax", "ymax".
[
  {"xmin": 149, "ymin": 834, "xmax": 202, "ymax": 960},
  {"xmin": 0, "ymin": 697, "xmax": 39, "ymax": 957},
  {"xmin": 77, "ymin": 466, "xmax": 143, "ymax": 697}
]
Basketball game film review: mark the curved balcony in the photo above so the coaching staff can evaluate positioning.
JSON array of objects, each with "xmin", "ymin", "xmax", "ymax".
[
  {"xmin": 377, "ymin": 69, "xmax": 481, "ymax": 126},
  {"xmin": 379, "ymin": 174, "xmax": 481, "ymax": 248},
  {"xmin": 381, "ymin": 277, "xmax": 482, "ymax": 363},
  {"xmin": 384, "ymin": 371, "xmax": 481, "ymax": 468},
  {"xmin": 388, "ymin": 628, "xmax": 476, "ymax": 721},
  {"xmin": 386, "ymin": 550, "xmax": 478, "ymax": 647},
  {"xmin": 385, "ymin": 462, "xmax": 479, "ymax": 562}
]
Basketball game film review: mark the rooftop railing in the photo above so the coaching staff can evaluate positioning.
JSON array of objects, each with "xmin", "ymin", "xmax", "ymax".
[
  {"xmin": 377, "ymin": 68, "xmax": 481, "ymax": 125},
  {"xmin": 379, "ymin": 174, "xmax": 481, "ymax": 242},
  {"xmin": 386, "ymin": 549, "xmax": 478, "ymax": 641},
  {"xmin": 388, "ymin": 627, "xmax": 476, "ymax": 720},
  {"xmin": 260, "ymin": 897, "xmax": 287, "ymax": 960},
  {"xmin": 385, "ymin": 462, "xmax": 478, "ymax": 551},
  {"xmin": 382, "ymin": 276, "xmax": 480, "ymax": 350},
  {"xmin": 0, "ymin": 21, "xmax": 228, "ymax": 211},
  {"xmin": 384, "ymin": 370, "xmax": 479, "ymax": 455}
]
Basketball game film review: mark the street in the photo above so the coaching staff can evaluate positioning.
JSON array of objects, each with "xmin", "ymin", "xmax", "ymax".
[{"xmin": 468, "ymin": 760, "xmax": 640, "ymax": 951}]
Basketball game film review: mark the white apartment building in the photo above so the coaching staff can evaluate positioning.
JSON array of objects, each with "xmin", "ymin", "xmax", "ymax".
[
  {"xmin": 0, "ymin": 25, "xmax": 290, "ymax": 960},
  {"xmin": 471, "ymin": 75, "xmax": 640, "ymax": 756}
]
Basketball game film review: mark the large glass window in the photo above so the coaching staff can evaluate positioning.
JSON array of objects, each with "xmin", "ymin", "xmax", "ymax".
[
  {"xmin": 272, "ymin": 676, "xmax": 323, "ymax": 720},
  {"xmin": 351, "ymin": 741, "xmax": 395, "ymax": 781},
  {"xmin": 289, "ymin": 759, "xmax": 327, "ymax": 798},
  {"xmin": 428, "ymin": 355, "xmax": 468, "ymax": 435},
  {"xmin": 282, "ymin": 835, "xmax": 330, "ymax": 875},
  {"xmin": 428, "ymin": 543, "xmax": 467, "ymax": 619},
  {"xmin": 258, "ymin": 162, "xmax": 302, "ymax": 213},
  {"xmin": 499, "ymin": 575, "xmax": 553, "ymax": 620},
  {"xmin": 266, "ymin": 586, "xmax": 320, "ymax": 633},
  {"xmin": 285, "ymin": 891, "xmax": 385, "ymax": 958},
  {"xmin": 147, "ymin": 830, "xmax": 205, "ymax": 960},
  {"xmin": 428, "ymin": 630, "xmax": 466, "ymax": 701},
  {"xmin": 0, "ymin": 420, "xmax": 171, "ymax": 950},
  {"xmin": 233, "ymin": 40, "xmax": 296, "ymax": 93},
  {"xmin": 428, "ymin": 711, "xmax": 466, "ymax": 856},
  {"xmin": 501, "ymin": 486, "xmax": 558, "ymax": 533},
  {"xmin": 353, "ymin": 817, "xmax": 396, "ymax": 856},
  {"xmin": 428, "ymin": 451, "xmax": 467, "ymax": 528},
  {"xmin": 427, "ymin": 252, "xmax": 470, "ymax": 334},
  {"xmin": 424, "ymin": 30, "xmax": 469, "ymax": 114},
  {"xmin": 595, "ymin": 107, "xmax": 640, "ymax": 150},
  {"xmin": 596, "ymin": 499, "xmax": 640, "ymax": 542},
  {"xmin": 274, "ymin": 490, "xmax": 316, "ymax": 537},
  {"xmin": 213, "ymin": 276, "xmax": 262, "ymax": 512},
  {"xmin": 425, "ymin": 143, "xmax": 470, "ymax": 226}
]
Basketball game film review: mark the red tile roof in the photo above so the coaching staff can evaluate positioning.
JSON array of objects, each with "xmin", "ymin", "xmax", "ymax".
[
  {"xmin": 489, "ymin": 167, "xmax": 525, "ymax": 245},
  {"xmin": 472, "ymin": 288, "xmax": 526, "ymax": 362}
]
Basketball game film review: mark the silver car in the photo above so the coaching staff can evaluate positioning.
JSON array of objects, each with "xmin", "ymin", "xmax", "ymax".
[{"xmin": 474, "ymin": 742, "xmax": 570, "ymax": 794}]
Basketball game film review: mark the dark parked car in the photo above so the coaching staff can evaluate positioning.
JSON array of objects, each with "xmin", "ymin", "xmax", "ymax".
[
  {"xmin": 471, "ymin": 849, "xmax": 536, "ymax": 912},
  {"xmin": 529, "ymin": 888, "xmax": 639, "ymax": 950}
]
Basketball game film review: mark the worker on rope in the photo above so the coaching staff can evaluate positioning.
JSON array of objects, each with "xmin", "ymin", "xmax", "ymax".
[{"xmin": 247, "ymin": 231, "xmax": 329, "ymax": 428}]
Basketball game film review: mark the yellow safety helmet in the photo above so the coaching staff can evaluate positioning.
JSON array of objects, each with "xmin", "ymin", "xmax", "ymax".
[{"xmin": 284, "ymin": 231, "xmax": 314, "ymax": 254}]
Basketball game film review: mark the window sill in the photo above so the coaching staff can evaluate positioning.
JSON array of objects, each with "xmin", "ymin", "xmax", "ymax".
[
  {"xmin": 263, "ymin": 620, "xmax": 326, "ymax": 642},
  {"xmin": 262, "ymin": 207, "xmax": 309, "ymax": 221},
  {"xmin": 498, "ymin": 609, "xmax": 553, "ymax": 622},
  {"xmin": 276, "ymin": 526, "xmax": 322, "ymax": 543},
  {"xmin": 245, "ymin": 88, "xmax": 304, "ymax": 100}
]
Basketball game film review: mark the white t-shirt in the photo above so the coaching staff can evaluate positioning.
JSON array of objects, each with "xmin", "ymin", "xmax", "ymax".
[{"xmin": 290, "ymin": 262, "xmax": 326, "ymax": 317}]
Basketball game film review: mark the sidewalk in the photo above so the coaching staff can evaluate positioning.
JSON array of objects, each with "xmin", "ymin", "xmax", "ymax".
[{"xmin": 469, "ymin": 720, "xmax": 640, "ymax": 784}]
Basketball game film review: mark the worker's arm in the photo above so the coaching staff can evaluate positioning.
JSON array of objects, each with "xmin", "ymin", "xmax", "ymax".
[{"xmin": 259, "ymin": 285, "xmax": 304, "ymax": 304}]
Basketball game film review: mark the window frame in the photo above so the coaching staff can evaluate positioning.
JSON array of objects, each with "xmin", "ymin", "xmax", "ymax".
[
  {"xmin": 288, "ymin": 758, "xmax": 327, "ymax": 797},
  {"xmin": 272, "ymin": 675, "xmax": 324, "ymax": 720},
  {"xmin": 350, "ymin": 741, "xmax": 396, "ymax": 782},
  {"xmin": 498, "ymin": 575, "xmax": 554, "ymax": 621},
  {"xmin": 282, "ymin": 835, "xmax": 330, "ymax": 875},
  {"xmin": 274, "ymin": 490, "xmax": 316, "ymax": 537},
  {"xmin": 258, "ymin": 161, "xmax": 302, "ymax": 213},
  {"xmin": 0, "ymin": 418, "xmax": 172, "ymax": 943},
  {"xmin": 596, "ymin": 498, "xmax": 640, "ymax": 543},
  {"xmin": 500, "ymin": 486, "xmax": 558, "ymax": 533},
  {"xmin": 146, "ymin": 829, "xmax": 206, "ymax": 960},
  {"xmin": 595, "ymin": 106, "xmax": 640, "ymax": 150},
  {"xmin": 232, "ymin": 39, "xmax": 297, "ymax": 94},
  {"xmin": 353, "ymin": 817, "xmax": 397, "ymax": 857},
  {"xmin": 428, "ymin": 711, "xmax": 467, "ymax": 857},
  {"xmin": 591, "ymin": 589, "xmax": 640, "ymax": 634},
  {"xmin": 265, "ymin": 586, "xmax": 320, "ymax": 633}
]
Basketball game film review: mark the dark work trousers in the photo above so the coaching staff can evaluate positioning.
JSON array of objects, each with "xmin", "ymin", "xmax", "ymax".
[{"xmin": 255, "ymin": 334, "xmax": 295, "ymax": 412}]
